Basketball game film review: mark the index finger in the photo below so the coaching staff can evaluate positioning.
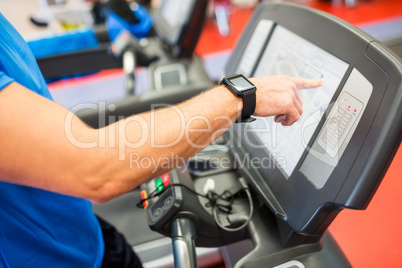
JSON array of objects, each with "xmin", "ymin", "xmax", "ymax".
[{"xmin": 290, "ymin": 77, "xmax": 324, "ymax": 90}]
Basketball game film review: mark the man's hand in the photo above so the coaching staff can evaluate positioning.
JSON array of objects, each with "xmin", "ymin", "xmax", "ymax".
[{"xmin": 250, "ymin": 75, "xmax": 324, "ymax": 126}]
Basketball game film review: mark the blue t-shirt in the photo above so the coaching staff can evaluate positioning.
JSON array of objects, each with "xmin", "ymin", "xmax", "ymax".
[{"xmin": 0, "ymin": 13, "xmax": 104, "ymax": 267}]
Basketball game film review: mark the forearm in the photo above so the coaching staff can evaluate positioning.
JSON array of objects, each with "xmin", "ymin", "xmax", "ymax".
[{"xmin": 91, "ymin": 85, "xmax": 242, "ymax": 202}]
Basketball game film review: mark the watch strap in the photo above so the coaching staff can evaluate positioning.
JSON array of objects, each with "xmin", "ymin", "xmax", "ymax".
[{"xmin": 237, "ymin": 89, "xmax": 256, "ymax": 123}]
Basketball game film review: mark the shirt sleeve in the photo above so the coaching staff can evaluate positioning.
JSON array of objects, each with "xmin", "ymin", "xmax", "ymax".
[{"xmin": 0, "ymin": 71, "xmax": 14, "ymax": 91}]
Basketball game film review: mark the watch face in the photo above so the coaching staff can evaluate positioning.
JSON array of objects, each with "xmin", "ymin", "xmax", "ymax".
[{"xmin": 228, "ymin": 75, "xmax": 255, "ymax": 91}]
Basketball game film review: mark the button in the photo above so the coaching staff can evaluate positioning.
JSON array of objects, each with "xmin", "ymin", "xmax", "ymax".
[
  {"xmin": 162, "ymin": 173, "xmax": 171, "ymax": 186},
  {"xmin": 164, "ymin": 196, "xmax": 173, "ymax": 208},
  {"xmin": 140, "ymin": 190, "xmax": 148, "ymax": 209},
  {"xmin": 155, "ymin": 177, "xmax": 164, "ymax": 192},
  {"xmin": 152, "ymin": 208, "xmax": 163, "ymax": 220}
]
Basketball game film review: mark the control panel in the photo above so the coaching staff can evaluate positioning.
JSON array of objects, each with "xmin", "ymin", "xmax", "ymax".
[
  {"xmin": 139, "ymin": 149, "xmax": 249, "ymax": 247},
  {"xmin": 140, "ymin": 173, "xmax": 173, "ymax": 222}
]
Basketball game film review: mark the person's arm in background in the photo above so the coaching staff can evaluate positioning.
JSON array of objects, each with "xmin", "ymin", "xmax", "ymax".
[{"xmin": 0, "ymin": 75, "xmax": 322, "ymax": 203}]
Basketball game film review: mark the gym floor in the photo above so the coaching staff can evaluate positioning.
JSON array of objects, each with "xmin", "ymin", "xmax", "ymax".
[{"xmin": 1, "ymin": 0, "xmax": 402, "ymax": 267}]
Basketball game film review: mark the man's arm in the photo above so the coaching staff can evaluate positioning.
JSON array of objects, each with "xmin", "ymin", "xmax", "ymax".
[{"xmin": 0, "ymin": 75, "xmax": 322, "ymax": 203}]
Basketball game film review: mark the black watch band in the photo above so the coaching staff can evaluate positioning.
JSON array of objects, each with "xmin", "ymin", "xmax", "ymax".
[
  {"xmin": 220, "ymin": 74, "xmax": 257, "ymax": 123},
  {"xmin": 240, "ymin": 89, "xmax": 256, "ymax": 123}
]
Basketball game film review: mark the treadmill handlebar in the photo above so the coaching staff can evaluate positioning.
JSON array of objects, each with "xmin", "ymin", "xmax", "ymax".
[{"xmin": 171, "ymin": 218, "xmax": 198, "ymax": 268}]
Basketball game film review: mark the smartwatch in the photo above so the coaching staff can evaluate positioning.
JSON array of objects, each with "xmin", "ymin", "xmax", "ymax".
[{"xmin": 220, "ymin": 74, "xmax": 257, "ymax": 123}]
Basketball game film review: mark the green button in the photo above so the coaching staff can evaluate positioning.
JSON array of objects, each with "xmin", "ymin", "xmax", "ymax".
[{"xmin": 155, "ymin": 178, "xmax": 164, "ymax": 192}]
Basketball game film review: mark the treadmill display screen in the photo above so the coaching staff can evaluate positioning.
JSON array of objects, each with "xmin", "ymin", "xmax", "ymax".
[
  {"xmin": 160, "ymin": 0, "xmax": 193, "ymax": 29},
  {"xmin": 250, "ymin": 24, "xmax": 349, "ymax": 178}
]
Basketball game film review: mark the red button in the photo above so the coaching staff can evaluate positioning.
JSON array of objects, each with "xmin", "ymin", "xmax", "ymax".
[
  {"xmin": 162, "ymin": 173, "xmax": 170, "ymax": 186},
  {"xmin": 140, "ymin": 190, "xmax": 148, "ymax": 209}
]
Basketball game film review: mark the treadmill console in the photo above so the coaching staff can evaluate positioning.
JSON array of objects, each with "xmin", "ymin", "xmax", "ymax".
[
  {"xmin": 225, "ymin": 3, "xmax": 402, "ymax": 246},
  {"xmin": 153, "ymin": 0, "xmax": 207, "ymax": 58},
  {"xmin": 146, "ymin": 0, "xmax": 211, "ymax": 95}
]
